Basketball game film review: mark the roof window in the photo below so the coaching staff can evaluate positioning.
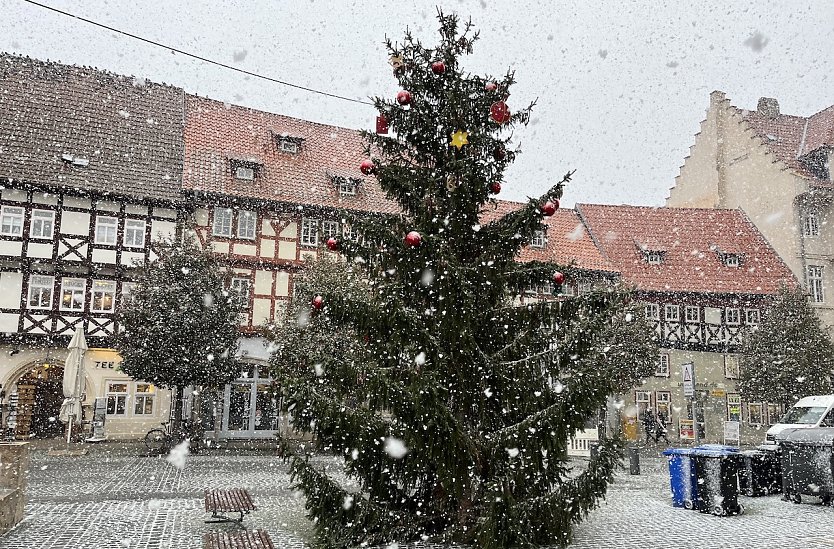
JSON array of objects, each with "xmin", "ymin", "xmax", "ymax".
[
  {"xmin": 272, "ymin": 132, "xmax": 305, "ymax": 154},
  {"xmin": 229, "ymin": 158, "xmax": 262, "ymax": 181},
  {"xmin": 61, "ymin": 153, "xmax": 89, "ymax": 167},
  {"xmin": 328, "ymin": 172, "xmax": 362, "ymax": 197},
  {"xmin": 634, "ymin": 238, "xmax": 666, "ymax": 265}
]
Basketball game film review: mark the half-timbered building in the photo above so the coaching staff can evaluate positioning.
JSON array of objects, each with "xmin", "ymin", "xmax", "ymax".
[
  {"xmin": 0, "ymin": 54, "xmax": 184, "ymax": 439},
  {"xmin": 575, "ymin": 204, "xmax": 797, "ymax": 444}
]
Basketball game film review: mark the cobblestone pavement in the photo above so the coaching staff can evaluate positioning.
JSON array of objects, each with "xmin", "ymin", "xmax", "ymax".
[{"xmin": 2, "ymin": 444, "xmax": 833, "ymax": 548}]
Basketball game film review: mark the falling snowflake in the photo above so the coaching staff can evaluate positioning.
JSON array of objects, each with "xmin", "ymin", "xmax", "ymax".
[
  {"xmin": 166, "ymin": 440, "xmax": 190, "ymax": 470},
  {"xmin": 384, "ymin": 437, "xmax": 408, "ymax": 459}
]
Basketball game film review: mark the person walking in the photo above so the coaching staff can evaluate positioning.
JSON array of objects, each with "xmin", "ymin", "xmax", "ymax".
[
  {"xmin": 655, "ymin": 410, "xmax": 671, "ymax": 444},
  {"xmin": 640, "ymin": 407, "xmax": 657, "ymax": 443}
]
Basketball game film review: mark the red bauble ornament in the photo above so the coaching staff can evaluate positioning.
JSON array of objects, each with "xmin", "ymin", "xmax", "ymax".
[
  {"xmin": 404, "ymin": 231, "xmax": 422, "ymax": 248},
  {"xmin": 360, "ymin": 159, "xmax": 375, "ymax": 175},
  {"xmin": 396, "ymin": 90, "xmax": 412, "ymax": 105},
  {"xmin": 490, "ymin": 100, "xmax": 511, "ymax": 124},
  {"xmin": 326, "ymin": 237, "xmax": 338, "ymax": 251},
  {"xmin": 553, "ymin": 271, "xmax": 566, "ymax": 285},
  {"xmin": 489, "ymin": 182, "xmax": 501, "ymax": 194},
  {"xmin": 493, "ymin": 146, "xmax": 507, "ymax": 161},
  {"xmin": 431, "ymin": 61, "xmax": 446, "ymax": 75},
  {"xmin": 541, "ymin": 200, "xmax": 558, "ymax": 216},
  {"xmin": 312, "ymin": 295, "xmax": 324, "ymax": 310},
  {"xmin": 376, "ymin": 114, "xmax": 389, "ymax": 135},
  {"xmin": 485, "ymin": 81, "xmax": 498, "ymax": 92}
]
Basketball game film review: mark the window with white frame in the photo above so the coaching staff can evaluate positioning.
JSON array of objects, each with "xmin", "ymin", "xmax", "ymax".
[
  {"xmin": 727, "ymin": 394, "xmax": 742, "ymax": 422},
  {"xmin": 230, "ymin": 278, "xmax": 251, "ymax": 311},
  {"xmin": 684, "ymin": 305, "xmax": 700, "ymax": 323},
  {"xmin": 0, "ymin": 206, "xmax": 24, "ymax": 236},
  {"xmin": 237, "ymin": 210, "xmax": 257, "ymax": 239},
  {"xmin": 808, "ymin": 266, "xmax": 824, "ymax": 303},
  {"xmin": 803, "ymin": 213, "xmax": 819, "ymax": 237},
  {"xmin": 748, "ymin": 402, "xmax": 763, "ymax": 426},
  {"xmin": 121, "ymin": 282, "xmax": 137, "ymax": 309},
  {"xmin": 725, "ymin": 307, "xmax": 741, "ymax": 325},
  {"xmin": 530, "ymin": 230, "xmax": 546, "ymax": 248},
  {"xmin": 30, "ymin": 210, "xmax": 55, "ymax": 239},
  {"xmin": 123, "ymin": 219, "xmax": 146, "ymax": 248},
  {"xmin": 212, "ymin": 208, "xmax": 233, "ymax": 237},
  {"xmin": 766, "ymin": 403, "xmax": 782, "ymax": 425},
  {"xmin": 280, "ymin": 140, "xmax": 299, "ymax": 154},
  {"xmin": 646, "ymin": 251, "xmax": 663, "ymax": 265},
  {"xmin": 645, "ymin": 303, "xmax": 659, "ymax": 320},
  {"xmin": 724, "ymin": 355, "xmax": 740, "ymax": 379},
  {"xmin": 322, "ymin": 220, "xmax": 340, "ymax": 240},
  {"xmin": 338, "ymin": 178, "xmax": 357, "ymax": 196},
  {"xmin": 105, "ymin": 381, "xmax": 128, "ymax": 415},
  {"xmin": 724, "ymin": 254, "xmax": 740, "ymax": 267},
  {"xmin": 235, "ymin": 166, "xmax": 255, "ymax": 180},
  {"xmin": 301, "ymin": 218, "xmax": 318, "ymax": 246},
  {"xmin": 27, "ymin": 275, "xmax": 54, "ymax": 309},
  {"xmin": 635, "ymin": 390, "xmax": 652, "ymax": 416},
  {"xmin": 94, "ymin": 216, "xmax": 118, "ymax": 245},
  {"xmin": 744, "ymin": 308, "xmax": 760, "ymax": 326},
  {"xmin": 59, "ymin": 278, "xmax": 85, "ymax": 311},
  {"xmin": 655, "ymin": 353, "xmax": 670, "ymax": 377},
  {"xmin": 134, "ymin": 383, "xmax": 156, "ymax": 415},
  {"xmin": 665, "ymin": 304, "xmax": 680, "ymax": 322},
  {"xmin": 91, "ymin": 280, "xmax": 116, "ymax": 313},
  {"xmin": 656, "ymin": 391, "xmax": 671, "ymax": 423}
]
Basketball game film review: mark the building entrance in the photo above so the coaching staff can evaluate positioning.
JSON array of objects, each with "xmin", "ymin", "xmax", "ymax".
[
  {"xmin": 202, "ymin": 363, "xmax": 281, "ymax": 439},
  {"xmin": 5, "ymin": 362, "xmax": 65, "ymax": 440}
]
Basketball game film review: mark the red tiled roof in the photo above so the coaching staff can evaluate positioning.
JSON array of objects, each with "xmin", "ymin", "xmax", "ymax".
[
  {"xmin": 575, "ymin": 204, "xmax": 796, "ymax": 295},
  {"xmin": 483, "ymin": 201, "xmax": 615, "ymax": 272},
  {"xmin": 738, "ymin": 101, "xmax": 834, "ymax": 185},
  {"xmin": 183, "ymin": 95, "xmax": 400, "ymax": 214}
]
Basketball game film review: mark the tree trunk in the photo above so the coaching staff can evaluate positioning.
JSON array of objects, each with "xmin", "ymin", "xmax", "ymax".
[{"xmin": 171, "ymin": 385, "xmax": 183, "ymax": 435}]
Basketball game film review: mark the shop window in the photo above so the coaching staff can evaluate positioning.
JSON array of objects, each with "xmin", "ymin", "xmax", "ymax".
[
  {"xmin": 94, "ymin": 216, "xmax": 118, "ymax": 245},
  {"xmin": 656, "ymin": 391, "xmax": 671, "ymax": 423},
  {"xmin": 748, "ymin": 402, "xmax": 763, "ymax": 426},
  {"xmin": 213, "ymin": 208, "xmax": 233, "ymax": 237},
  {"xmin": 724, "ymin": 355, "xmax": 740, "ymax": 379},
  {"xmin": 727, "ymin": 394, "xmax": 742, "ymax": 422},
  {"xmin": 123, "ymin": 219, "xmax": 146, "ymax": 248},
  {"xmin": 60, "ymin": 278, "xmax": 86, "ymax": 311},
  {"xmin": 655, "ymin": 353, "xmax": 670, "ymax": 377},
  {"xmin": 30, "ymin": 210, "xmax": 55, "ymax": 239},
  {"xmin": 91, "ymin": 280, "xmax": 116, "ymax": 313},
  {"xmin": 27, "ymin": 275, "xmax": 54, "ymax": 309},
  {"xmin": 106, "ymin": 382, "xmax": 128, "ymax": 415},
  {"xmin": 301, "ymin": 218, "xmax": 318, "ymax": 246},
  {"xmin": 0, "ymin": 206, "xmax": 24, "ymax": 236},
  {"xmin": 134, "ymin": 383, "xmax": 156, "ymax": 415}
]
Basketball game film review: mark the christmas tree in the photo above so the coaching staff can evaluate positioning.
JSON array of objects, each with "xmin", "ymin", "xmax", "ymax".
[
  {"xmin": 272, "ymin": 12, "xmax": 655, "ymax": 548},
  {"xmin": 738, "ymin": 285, "xmax": 834, "ymax": 407}
]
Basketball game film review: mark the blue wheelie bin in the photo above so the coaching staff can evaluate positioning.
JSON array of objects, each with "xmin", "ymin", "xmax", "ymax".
[{"xmin": 663, "ymin": 448, "xmax": 699, "ymax": 509}]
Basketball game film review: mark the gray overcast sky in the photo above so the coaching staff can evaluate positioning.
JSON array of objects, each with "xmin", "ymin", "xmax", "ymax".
[{"xmin": 1, "ymin": 0, "xmax": 832, "ymax": 206}]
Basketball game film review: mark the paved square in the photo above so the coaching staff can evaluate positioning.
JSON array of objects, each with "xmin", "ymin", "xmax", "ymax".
[{"xmin": 2, "ymin": 444, "xmax": 832, "ymax": 548}]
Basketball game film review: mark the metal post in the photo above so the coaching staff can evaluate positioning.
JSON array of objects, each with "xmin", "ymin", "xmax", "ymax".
[
  {"xmin": 629, "ymin": 446, "xmax": 640, "ymax": 475},
  {"xmin": 692, "ymin": 397, "xmax": 700, "ymax": 446}
]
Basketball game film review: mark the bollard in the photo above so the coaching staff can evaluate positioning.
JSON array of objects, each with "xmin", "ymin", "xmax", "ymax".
[
  {"xmin": 629, "ymin": 445, "xmax": 640, "ymax": 475},
  {"xmin": 590, "ymin": 442, "xmax": 600, "ymax": 461}
]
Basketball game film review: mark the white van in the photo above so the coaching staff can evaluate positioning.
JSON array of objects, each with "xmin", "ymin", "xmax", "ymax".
[{"xmin": 764, "ymin": 394, "xmax": 834, "ymax": 444}]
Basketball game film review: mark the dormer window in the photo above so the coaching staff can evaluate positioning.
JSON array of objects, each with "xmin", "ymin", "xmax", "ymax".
[
  {"xmin": 61, "ymin": 153, "xmax": 89, "ymax": 167},
  {"xmin": 229, "ymin": 158, "xmax": 262, "ymax": 181},
  {"xmin": 646, "ymin": 252, "xmax": 664, "ymax": 265},
  {"xmin": 724, "ymin": 254, "xmax": 740, "ymax": 267},
  {"xmin": 329, "ymin": 172, "xmax": 362, "ymax": 197},
  {"xmin": 272, "ymin": 132, "xmax": 304, "ymax": 154},
  {"xmin": 711, "ymin": 244, "xmax": 744, "ymax": 268}
]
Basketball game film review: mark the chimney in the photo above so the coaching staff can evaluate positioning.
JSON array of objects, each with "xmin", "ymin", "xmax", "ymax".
[{"xmin": 757, "ymin": 97, "xmax": 780, "ymax": 119}]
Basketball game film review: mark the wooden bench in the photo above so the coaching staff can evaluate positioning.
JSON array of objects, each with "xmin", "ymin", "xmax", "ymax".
[
  {"xmin": 204, "ymin": 488, "xmax": 256, "ymax": 524},
  {"xmin": 203, "ymin": 529, "xmax": 274, "ymax": 549}
]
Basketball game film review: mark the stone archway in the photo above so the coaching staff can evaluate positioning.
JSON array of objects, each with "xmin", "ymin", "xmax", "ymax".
[{"xmin": 6, "ymin": 360, "xmax": 66, "ymax": 440}]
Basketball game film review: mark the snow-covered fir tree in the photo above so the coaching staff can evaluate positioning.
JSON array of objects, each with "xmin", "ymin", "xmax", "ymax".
[
  {"xmin": 270, "ymin": 12, "xmax": 656, "ymax": 548},
  {"xmin": 738, "ymin": 285, "xmax": 834, "ymax": 407}
]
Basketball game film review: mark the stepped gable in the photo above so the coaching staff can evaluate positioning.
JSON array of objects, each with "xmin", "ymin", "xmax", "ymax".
[
  {"xmin": 0, "ymin": 53, "xmax": 184, "ymax": 202},
  {"xmin": 575, "ymin": 203, "xmax": 796, "ymax": 294},
  {"xmin": 183, "ymin": 95, "xmax": 400, "ymax": 214}
]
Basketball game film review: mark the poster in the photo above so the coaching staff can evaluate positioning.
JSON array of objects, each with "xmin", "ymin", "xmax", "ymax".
[{"xmin": 679, "ymin": 419, "xmax": 695, "ymax": 440}]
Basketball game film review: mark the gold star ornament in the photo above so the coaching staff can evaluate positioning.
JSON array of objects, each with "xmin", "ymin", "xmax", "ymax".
[{"xmin": 450, "ymin": 130, "xmax": 469, "ymax": 149}]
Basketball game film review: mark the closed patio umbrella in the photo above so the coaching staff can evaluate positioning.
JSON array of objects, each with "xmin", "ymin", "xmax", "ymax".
[{"xmin": 59, "ymin": 325, "xmax": 88, "ymax": 442}]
